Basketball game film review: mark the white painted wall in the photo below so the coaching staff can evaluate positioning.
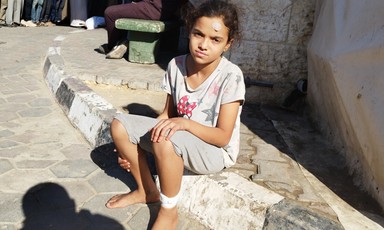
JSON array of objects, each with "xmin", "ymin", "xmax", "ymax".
[{"xmin": 307, "ymin": 0, "xmax": 384, "ymax": 208}]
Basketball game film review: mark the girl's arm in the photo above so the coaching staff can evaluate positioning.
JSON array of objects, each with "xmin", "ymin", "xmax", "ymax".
[
  {"xmin": 152, "ymin": 100, "xmax": 241, "ymax": 147},
  {"xmin": 157, "ymin": 94, "xmax": 177, "ymax": 120}
]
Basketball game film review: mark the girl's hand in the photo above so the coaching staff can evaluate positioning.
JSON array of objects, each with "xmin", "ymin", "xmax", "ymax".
[
  {"xmin": 114, "ymin": 149, "xmax": 131, "ymax": 172},
  {"xmin": 118, "ymin": 155, "xmax": 131, "ymax": 172},
  {"xmin": 151, "ymin": 118, "xmax": 188, "ymax": 142}
]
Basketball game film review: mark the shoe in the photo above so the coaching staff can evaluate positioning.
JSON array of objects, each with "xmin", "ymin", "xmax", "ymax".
[
  {"xmin": 106, "ymin": 41, "xmax": 128, "ymax": 59},
  {"xmin": 96, "ymin": 44, "xmax": 110, "ymax": 54},
  {"xmin": 6, "ymin": 22, "xmax": 18, "ymax": 27},
  {"xmin": 20, "ymin": 19, "xmax": 28, "ymax": 26},
  {"xmin": 43, "ymin": 21, "xmax": 56, "ymax": 27},
  {"xmin": 25, "ymin": 20, "xmax": 37, "ymax": 27},
  {"xmin": 70, "ymin": 19, "xmax": 86, "ymax": 28},
  {"xmin": 36, "ymin": 22, "xmax": 47, "ymax": 27}
]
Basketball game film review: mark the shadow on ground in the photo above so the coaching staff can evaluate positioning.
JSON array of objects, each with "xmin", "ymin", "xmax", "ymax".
[
  {"xmin": 241, "ymin": 102, "xmax": 384, "ymax": 225},
  {"xmin": 21, "ymin": 182, "xmax": 124, "ymax": 229}
]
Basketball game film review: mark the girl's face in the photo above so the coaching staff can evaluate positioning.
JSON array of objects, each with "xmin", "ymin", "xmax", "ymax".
[{"xmin": 189, "ymin": 16, "xmax": 232, "ymax": 66}]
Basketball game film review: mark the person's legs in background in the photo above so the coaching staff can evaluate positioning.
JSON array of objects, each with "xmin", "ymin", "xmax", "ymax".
[
  {"xmin": 5, "ymin": 0, "xmax": 15, "ymax": 25},
  {"xmin": 0, "ymin": 0, "xmax": 8, "ymax": 24},
  {"xmin": 103, "ymin": 1, "xmax": 161, "ymax": 58},
  {"xmin": 39, "ymin": 0, "xmax": 48, "ymax": 22},
  {"xmin": 54, "ymin": 0, "xmax": 64, "ymax": 23},
  {"xmin": 5, "ymin": 0, "xmax": 24, "ymax": 26},
  {"xmin": 13, "ymin": 0, "xmax": 24, "ymax": 24},
  {"xmin": 22, "ymin": 0, "xmax": 31, "ymax": 21},
  {"xmin": 48, "ymin": 0, "xmax": 55, "ymax": 22},
  {"xmin": 30, "ymin": 0, "xmax": 37, "ymax": 22},
  {"xmin": 35, "ymin": 0, "xmax": 43, "ymax": 23},
  {"xmin": 69, "ymin": 0, "xmax": 87, "ymax": 27}
]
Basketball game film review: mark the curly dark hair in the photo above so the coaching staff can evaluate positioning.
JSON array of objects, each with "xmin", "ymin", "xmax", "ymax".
[{"xmin": 183, "ymin": 0, "xmax": 242, "ymax": 44}]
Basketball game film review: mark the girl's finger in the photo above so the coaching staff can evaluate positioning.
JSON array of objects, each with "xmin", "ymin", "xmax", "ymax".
[
  {"xmin": 165, "ymin": 127, "xmax": 175, "ymax": 141},
  {"xmin": 151, "ymin": 120, "xmax": 170, "ymax": 142}
]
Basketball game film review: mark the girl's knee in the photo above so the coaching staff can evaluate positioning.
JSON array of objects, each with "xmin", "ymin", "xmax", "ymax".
[
  {"xmin": 152, "ymin": 141, "xmax": 178, "ymax": 159},
  {"xmin": 110, "ymin": 119, "xmax": 124, "ymax": 136}
]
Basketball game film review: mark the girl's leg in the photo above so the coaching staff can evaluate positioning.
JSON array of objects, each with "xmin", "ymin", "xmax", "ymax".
[
  {"xmin": 151, "ymin": 140, "xmax": 184, "ymax": 230},
  {"xmin": 106, "ymin": 119, "xmax": 160, "ymax": 208}
]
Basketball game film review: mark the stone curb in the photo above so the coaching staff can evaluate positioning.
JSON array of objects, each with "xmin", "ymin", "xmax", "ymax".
[
  {"xmin": 43, "ymin": 48, "xmax": 115, "ymax": 147},
  {"xmin": 42, "ymin": 48, "xmax": 344, "ymax": 229}
]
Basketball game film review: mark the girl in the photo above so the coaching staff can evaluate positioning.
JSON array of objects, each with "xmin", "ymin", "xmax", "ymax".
[{"xmin": 106, "ymin": 0, "xmax": 245, "ymax": 229}]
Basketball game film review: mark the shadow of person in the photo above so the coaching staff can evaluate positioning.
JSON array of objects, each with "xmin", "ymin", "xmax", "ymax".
[
  {"xmin": 90, "ymin": 142, "xmax": 157, "ymax": 188},
  {"xmin": 21, "ymin": 182, "xmax": 124, "ymax": 230},
  {"xmin": 122, "ymin": 102, "xmax": 159, "ymax": 118},
  {"xmin": 90, "ymin": 142, "xmax": 138, "ymax": 191}
]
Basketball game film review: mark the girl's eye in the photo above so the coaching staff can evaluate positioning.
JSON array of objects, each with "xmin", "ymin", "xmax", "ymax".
[{"xmin": 193, "ymin": 32, "xmax": 203, "ymax": 37}]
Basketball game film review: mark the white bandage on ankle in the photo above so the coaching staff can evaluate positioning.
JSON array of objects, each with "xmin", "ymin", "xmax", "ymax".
[{"xmin": 160, "ymin": 192, "xmax": 180, "ymax": 209}]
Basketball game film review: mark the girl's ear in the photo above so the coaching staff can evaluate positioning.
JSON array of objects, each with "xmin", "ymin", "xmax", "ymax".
[{"xmin": 224, "ymin": 39, "xmax": 234, "ymax": 52}]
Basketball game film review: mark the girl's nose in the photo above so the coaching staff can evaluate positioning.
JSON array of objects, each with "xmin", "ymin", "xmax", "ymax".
[{"xmin": 198, "ymin": 38, "xmax": 208, "ymax": 50}]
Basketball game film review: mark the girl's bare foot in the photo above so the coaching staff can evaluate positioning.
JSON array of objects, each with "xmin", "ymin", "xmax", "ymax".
[
  {"xmin": 105, "ymin": 190, "xmax": 160, "ymax": 209},
  {"xmin": 152, "ymin": 206, "xmax": 178, "ymax": 230}
]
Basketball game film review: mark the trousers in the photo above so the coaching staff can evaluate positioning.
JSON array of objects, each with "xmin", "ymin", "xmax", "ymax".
[{"xmin": 6, "ymin": 0, "xmax": 24, "ymax": 24}]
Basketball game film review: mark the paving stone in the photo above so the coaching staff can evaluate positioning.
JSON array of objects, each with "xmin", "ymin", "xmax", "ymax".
[
  {"xmin": 0, "ymin": 121, "xmax": 21, "ymax": 129},
  {"xmin": 0, "ymin": 193, "xmax": 24, "ymax": 223},
  {"xmin": 0, "ymin": 112, "xmax": 19, "ymax": 122},
  {"xmin": 0, "ymin": 224, "xmax": 17, "ymax": 230},
  {"xmin": 15, "ymin": 160, "xmax": 58, "ymax": 169},
  {"xmin": 54, "ymin": 181, "xmax": 96, "ymax": 207},
  {"xmin": 0, "ymin": 129, "xmax": 14, "ymax": 138},
  {"xmin": 0, "ymin": 88, "xmax": 26, "ymax": 95},
  {"xmin": 24, "ymin": 84, "xmax": 41, "ymax": 92},
  {"xmin": 0, "ymin": 159, "xmax": 13, "ymax": 174},
  {"xmin": 60, "ymin": 144, "xmax": 93, "ymax": 160},
  {"xmin": 0, "ymin": 103, "xmax": 25, "ymax": 113},
  {"xmin": 88, "ymin": 170, "xmax": 136, "ymax": 193},
  {"xmin": 50, "ymin": 159, "xmax": 98, "ymax": 178},
  {"xmin": 8, "ymin": 130, "xmax": 38, "ymax": 144},
  {"xmin": 0, "ymin": 147, "xmax": 24, "ymax": 158},
  {"xmin": 0, "ymin": 170, "xmax": 56, "ymax": 194},
  {"xmin": 18, "ymin": 146, "xmax": 66, "ymax": 161},
  {"xmin": 0, "ymin": 140, "xmax": 19, "ymax": 148},
  {"xmin": 5, "ymin": 94, "xmax": 36, "ymax": 103},
  {"xmin": 17, "ymin": 107, "xmax": 52, "ymax": 117},
  {"xmin": 28, "ymin": 98, "xmax": 53, "ymax": 107}
]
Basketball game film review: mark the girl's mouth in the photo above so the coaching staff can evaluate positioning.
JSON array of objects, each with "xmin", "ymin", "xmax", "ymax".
[{"xmin": 195, "ymin": 50, "xmax": 207, "ymax": 58}]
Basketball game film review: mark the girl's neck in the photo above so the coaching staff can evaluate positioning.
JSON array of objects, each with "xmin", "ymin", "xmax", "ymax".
[
  {"xmin": 185, "ymin": 55, "xmax": 222, "ymax": 89},
  {"xmin": 186, "ymin": 55, "xmax": 222, "ymax": 79}
]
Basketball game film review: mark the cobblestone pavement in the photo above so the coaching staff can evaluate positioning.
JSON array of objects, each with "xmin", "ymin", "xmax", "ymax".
[{"xmin": 1, "ymin": 26, "xmax": 384, "ymax": 229}]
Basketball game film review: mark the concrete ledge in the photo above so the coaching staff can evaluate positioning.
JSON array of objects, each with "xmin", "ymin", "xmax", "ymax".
[
  {"xmin": 179, "ymin": 172, "xmax": 284, "ymax": 229},
  {"xmin": 43, "ymin": 48, "xmax": 116, "ymax": 147}
]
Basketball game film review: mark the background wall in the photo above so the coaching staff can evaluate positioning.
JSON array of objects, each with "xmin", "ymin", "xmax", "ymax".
[{"xmin": 227, "ymin": 0, "xmax": 315, "ymax": 105}]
